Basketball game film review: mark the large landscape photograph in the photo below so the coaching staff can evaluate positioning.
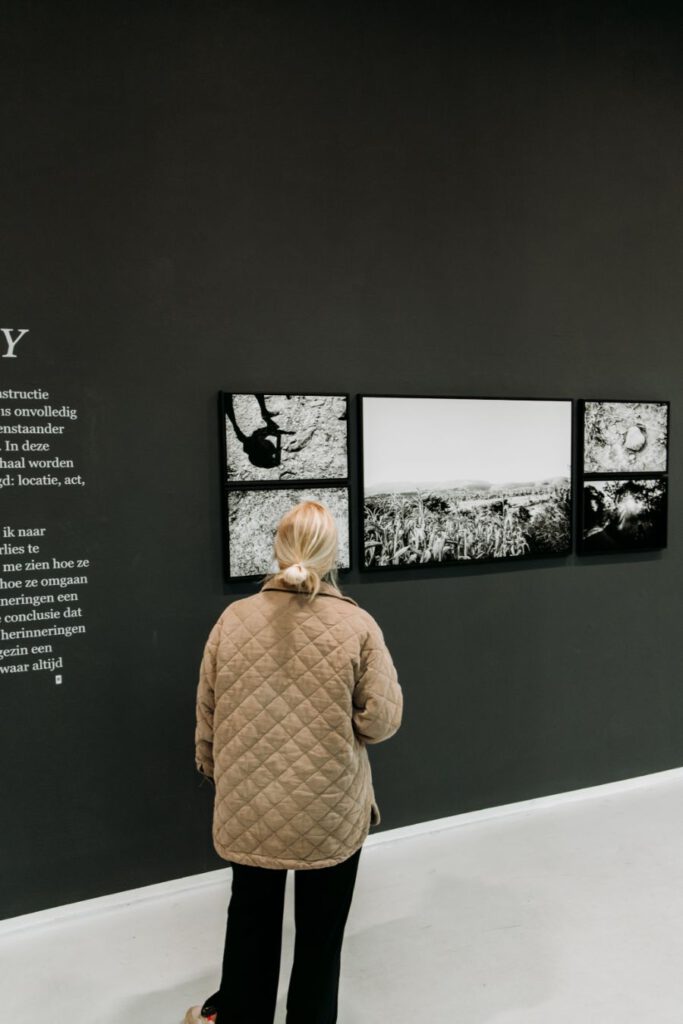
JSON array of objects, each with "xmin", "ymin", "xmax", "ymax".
[{"xmin": 361, "ymin": 397, "xmax": 572, "ymax": 568}]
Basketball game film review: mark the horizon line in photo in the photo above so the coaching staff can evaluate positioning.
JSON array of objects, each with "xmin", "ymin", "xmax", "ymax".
[{"xmin": 365, "ymin": 474, "xmax": 571, "ymax": 496}]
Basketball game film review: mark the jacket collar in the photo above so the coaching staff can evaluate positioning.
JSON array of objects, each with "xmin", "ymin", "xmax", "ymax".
[{"xmin": 260, "ymin": 579, "xmax": 358, "ymax": 606}]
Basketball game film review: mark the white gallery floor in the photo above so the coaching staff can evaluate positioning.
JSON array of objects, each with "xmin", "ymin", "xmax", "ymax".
[{"xmin": 3, "ymin": 770, "xmax": 683, "ymax": 1024}]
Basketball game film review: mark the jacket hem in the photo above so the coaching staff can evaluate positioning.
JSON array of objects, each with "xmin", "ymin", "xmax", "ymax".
[{"xmin": 214, "ymin": 816, "xmax": 372, "ymax": 870}]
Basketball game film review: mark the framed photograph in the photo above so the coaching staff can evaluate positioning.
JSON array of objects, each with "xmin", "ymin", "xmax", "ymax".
[
  {"xmin": 581, "ymin": 400, "xmax": 669, "ymax": 474},
  {"xmin": 359, "ymin": 395, "xmax": 573, "ymax": 570},
  {"xmin": 220, "ymin": 392, "xmax": 349, "ymax": 483},
  {"xmin": 579, "ymin": 477, "xmax": 668, "ymax": 554},
  {"xmin": 224, "ymin": 485, "xmax": 351, "ymax": 581}
]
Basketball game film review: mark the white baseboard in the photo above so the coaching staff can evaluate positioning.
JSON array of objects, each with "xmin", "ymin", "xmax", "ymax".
[{"xmin": 3, "ymin": 764, "xmax": 683, "ymax": 937}]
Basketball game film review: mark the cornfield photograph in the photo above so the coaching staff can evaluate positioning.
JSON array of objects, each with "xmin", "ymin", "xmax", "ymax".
[
  {"xmin": 361, "ymin": 396, "xmax": 572, "ymax": 569},
  {"xmin": 580, "ymin": 478, "xmax": 667, "ymax": 554},
  {"xmin": 226, "ymin": 486, "xmax": 350, "ymax": 579},
  {"xmin": 582, "ymin": 401, "xmax": 669, "ymax": 474},
  {"xmin": 222, "ymin": 393, "xmax": 348, "ymax": 483}
]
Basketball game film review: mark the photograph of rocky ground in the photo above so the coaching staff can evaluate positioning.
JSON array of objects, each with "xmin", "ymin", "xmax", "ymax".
[
  {"xmin": 226, "ymin": 486, "xmax": 350, "ymax": 579},
  {"xmin": 224, "ymin": 393, "xmax": 348, "ymax": 482},
  {"xmin": 581, "ymin": 478, "xmax": 667, "ymax": 553},
  {"xmin": 361, "ymin": 396, "xmax": 572, "ymax": 568},
  {"xmin": 583, "ymin": 401, "xmax": 669, "ymax": 473}
]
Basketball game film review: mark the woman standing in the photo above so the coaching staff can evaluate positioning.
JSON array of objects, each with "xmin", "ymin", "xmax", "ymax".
[{"xmin": 185, "ymin": 500, "xmax": 403, "ymax": 1024}]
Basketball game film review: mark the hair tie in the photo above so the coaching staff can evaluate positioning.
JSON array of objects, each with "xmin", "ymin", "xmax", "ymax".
[{"xmin": 282, "ymin": 562, "xmax": 308, "ymax": 585}]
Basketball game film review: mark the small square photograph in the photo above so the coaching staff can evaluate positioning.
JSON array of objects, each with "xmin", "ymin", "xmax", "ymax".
[
  {"xmin": 583, "ymin": 401, "xmax": 669, "ymax": 474},
  {"xmin": 226, "ymin": 486, "xmax": 350, "ymax": 580},
  {"xmin": 222, "ymin": 393, "xmax": 348, "ymax": 483},
  {"xmin": 580, "ymin": 478, "xmax": 668, "ymax": 554}
]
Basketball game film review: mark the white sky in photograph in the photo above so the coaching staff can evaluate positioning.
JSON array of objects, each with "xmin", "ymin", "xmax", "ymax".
[{"xmin": 362, "ymin": 397, "xmax": 572, "ymax": 490}]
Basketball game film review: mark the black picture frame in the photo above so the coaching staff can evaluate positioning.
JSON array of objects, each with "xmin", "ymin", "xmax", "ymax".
[
  {"xmin": 577, "ymin": 399, "xmax": 670, "ymax": 556},
  {"xmin": 579, "ymin": 399, "xmax": 670, "ymax": 476},
  {"xmin": 579, "ymin": 477, "xmax": 668, "ymax": 555},
  {"xmin": 358, "ymin": 394, "xmax": 574, "ymax": 572},
  {"xmin": 223, "ymin": 484, "xmax": 352, "ymax": 583},
  {"xmin": 218, "ymin": 392, "xmax": 352, "ymax": 583},
  {"xmin": 219, "ymin": 391, "xmax": 351, "ymax": 486}
]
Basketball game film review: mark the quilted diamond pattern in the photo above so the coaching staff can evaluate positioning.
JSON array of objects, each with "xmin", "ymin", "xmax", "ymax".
[{"xmin": 195, "ymin": 581, "xmax": 403, "ymax": 869}]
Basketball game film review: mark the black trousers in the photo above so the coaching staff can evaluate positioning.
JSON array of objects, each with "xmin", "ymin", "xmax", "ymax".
[{"xmin": 203, "ymin": 844, "xmax": 362, "ymax": 1024}]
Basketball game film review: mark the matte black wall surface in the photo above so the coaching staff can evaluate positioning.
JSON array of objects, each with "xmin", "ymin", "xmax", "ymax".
[{"xmin": 2, "ymin": 2, "xmax": 683, "ymax": 919}]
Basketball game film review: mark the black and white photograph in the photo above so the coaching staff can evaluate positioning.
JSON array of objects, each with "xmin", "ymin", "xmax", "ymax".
[
  {"xmin": 580, "ymin": 478, "xmax": 668, "ymax": 554},
  {"xmin": 221, "ymin": 393, "xmax": 349, "ymax": 483},
  {"xmin": 225, "ymin": 486, "xmax": 350, "ymax": 580},
  {"xmin": 361, "ymin": 396, "xmax": 572, "ymax": 569},
  {"xmin": 582, "ymin": 400, "xmax": 669, "ymax": 474}
]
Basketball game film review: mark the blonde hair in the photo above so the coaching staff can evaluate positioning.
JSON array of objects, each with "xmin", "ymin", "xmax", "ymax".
[{"xmin": 270, "ymin": 500, "xmax": 340, "ymax": 599}]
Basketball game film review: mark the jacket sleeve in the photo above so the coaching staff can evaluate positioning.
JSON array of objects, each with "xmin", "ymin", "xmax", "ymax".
[
  {"xmin": 352, "ymin": 617, "xmax": 403, "ymax": 744},
  {"xmin": 195, "ymin": 617, "xmax": 221, "ymax": 781}
]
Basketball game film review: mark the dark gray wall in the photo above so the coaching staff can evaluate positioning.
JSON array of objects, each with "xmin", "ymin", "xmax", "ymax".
[{"xmin": 2, "ymin": 1, "xmax": 682, "ymax": 919}]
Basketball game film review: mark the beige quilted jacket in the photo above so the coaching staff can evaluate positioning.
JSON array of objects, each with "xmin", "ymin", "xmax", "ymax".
[{"xmin": 195, "ymin": 580, "xmax": 403, "ymax": 869}]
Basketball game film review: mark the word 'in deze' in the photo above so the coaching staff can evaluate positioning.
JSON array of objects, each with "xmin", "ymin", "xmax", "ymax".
[{"xmin": 1, "ymin": 329, "xmax": 29, "ymax": 358}]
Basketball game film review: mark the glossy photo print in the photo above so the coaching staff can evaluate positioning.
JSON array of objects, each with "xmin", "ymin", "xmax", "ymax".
[
  {"xmin": 222, "ymin": 393, "xmax": 349, "ymax": 483},
  {"xmin": 580, "ymin": 478, "xmax": 668, "ymax": 554},
  {"xmin": 582, "ymin": 401, "xmax": 669, "ymax": 474},
  {"xmin": 360, "ymin": 396, "xmax": 572, "ymax": 569},
  {"xmin": 225, "ymin": 486, "xmax": 350, "ymax": 580}
]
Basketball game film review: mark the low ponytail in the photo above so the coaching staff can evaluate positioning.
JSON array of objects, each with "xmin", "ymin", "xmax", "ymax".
[{"xmin": 282, "ymin": 562, "xmax": 308, "ymax": 586}]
